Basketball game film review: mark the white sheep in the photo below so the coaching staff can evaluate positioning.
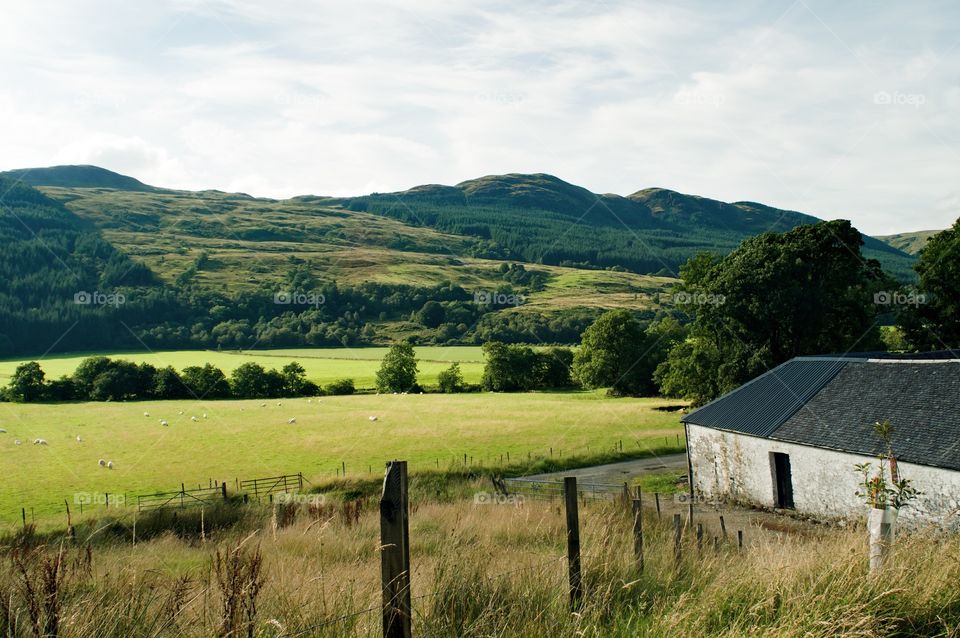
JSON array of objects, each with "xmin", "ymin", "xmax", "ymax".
[
  {"xmin": 202, "ymin": 413, "xmax": 207, "ymax": 419},
  {"xmin": 14, "ymin": 440, "xmax": 21, "ymax": 445},
  {"xmin": 98, "ymin": 459, "xmax": 106, "ymax": 467},
  {"xmin": 369, "ymin": 416, "xmax": 378, "ymax": 422},
  {"xmin": 160, "ymin": 420, "xmax": 169, "ymax": 427},
  {"xmin": 106, "ymin": 461, "xmax": 114, "ymax": 469},
  {"xmin": 191, "ymin": 416, "xmax": 198, "ymax": 422},
  {"xmin": 0, "ymin": 428, "xmax": 6, "ymax": 433},
  {"xmin": 178, "ymin": 410, "xmax": 184, "ymax": 415},
  {"xmin": 287, "ymin": 417, "xmax": 296, "ymax": 424},
  {"xmin": 76, "ymin": 435, "xmax": 82, "ymax": 442},
  {"xmin": 143, "ymin": 411, "xmax": 150, "ymax": 417},
  {"xmin": 277, "ymin": 402, "xmax": 282, "ymax": 407},
  {"xmin": 34, "ymin": 439, "xmax": 48, "ymax": 445},
  {"xmin": 260, "ymin": 403, "xmax": 266, "ymax": 407}
]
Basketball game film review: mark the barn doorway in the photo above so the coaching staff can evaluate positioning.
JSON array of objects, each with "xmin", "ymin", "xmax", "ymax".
[{"xmin": 771, "ymin": 452, "xmax": 795, "ymax": 509}]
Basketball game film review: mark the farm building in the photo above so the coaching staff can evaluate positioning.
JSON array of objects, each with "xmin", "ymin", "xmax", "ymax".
[{"xmin": 682, "ymin": 353, "xmax": 960, "ymax": 526}]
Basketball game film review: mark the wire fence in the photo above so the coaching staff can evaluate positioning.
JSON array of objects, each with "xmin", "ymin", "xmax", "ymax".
[{"xmin": 5, "ymin": 434, "xmax": 687, "ymax": 527}]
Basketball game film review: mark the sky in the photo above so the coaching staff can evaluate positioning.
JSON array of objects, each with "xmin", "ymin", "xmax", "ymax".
[{"xmin": 0, "ymin": 0, "xmax": 957, "ymax": 235}]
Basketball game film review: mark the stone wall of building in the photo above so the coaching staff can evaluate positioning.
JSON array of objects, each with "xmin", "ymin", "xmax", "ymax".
[{"xmin": 686, "ymin": 423, "xmax": 960, "ymax": 526}]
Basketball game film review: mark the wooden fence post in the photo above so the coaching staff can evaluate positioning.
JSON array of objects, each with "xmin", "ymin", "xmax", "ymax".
[
  {"xmin": 738, "ymin": 530, "xmax": 743, "ymax": 551},
  {"xmin": 564, "ymin": 476, "xmax": 583, "ymax": 610},
  {"xmin": 380, "ymin": 461, "xmax": 412, "ymax": 638},
  {"xmin": 696, "ymin": 524, "xmax": 703, "ymax": 552},
  {"xmin": 719, "ymin": 515, "xmax": 727, "ymax": 541},
  {"xmin": 631, "ymin": 486, "xmax": 643, "ymax": 573},
  {"xmin": 655, "ymin": 493, "xmax": 661, "ymax": 519},
  {"xmin": 673, "ymin": 514, "xmax": 683, "ymax": 566},
  {"xmin": 221, "ymin": 482, "xmax": 228, "ymax": 501}
]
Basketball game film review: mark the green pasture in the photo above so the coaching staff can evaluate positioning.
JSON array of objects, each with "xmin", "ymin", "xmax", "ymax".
[{"xmin": 0, "ymin": 392, "xmax": 684, "ymax": 525}]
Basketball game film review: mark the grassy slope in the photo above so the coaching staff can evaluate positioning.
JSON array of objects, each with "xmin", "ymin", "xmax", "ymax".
[
  {"xmin": 42, "ymin": 186, "xmax": 675, "ymax": 318},
  {"xmin": 0, "ymin": 393, "xmax": 682, "ymax": 522},
  {"xmin": 0, "ymin": 346, "xmax": 491, "ymax": 388},
  {"xmin": 876, "ymin": 229, "xmax": 942, "ymax": 255}
]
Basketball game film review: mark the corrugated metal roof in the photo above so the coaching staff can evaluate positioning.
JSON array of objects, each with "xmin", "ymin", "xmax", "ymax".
[{"xmin": 682, "ymin": 358, "xmax": 848, "ymax": 437}]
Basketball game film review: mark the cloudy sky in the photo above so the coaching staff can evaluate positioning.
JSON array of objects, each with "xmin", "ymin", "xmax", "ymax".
[{"xmin": 1, "ymin": 0, "xmax": 957, "ymax": 235}]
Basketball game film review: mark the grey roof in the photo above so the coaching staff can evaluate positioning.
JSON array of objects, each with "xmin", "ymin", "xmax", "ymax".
[
  {"xmin": 681, "ymin": 358, "xmax": 848, "ymax": 437},
  {"xmin": 684, "ymin": 356, "xmax": 960, "ymax": 472},
  {"xmin": 773, "ymin": 361, "xmax": 960, "ymax": 471}
]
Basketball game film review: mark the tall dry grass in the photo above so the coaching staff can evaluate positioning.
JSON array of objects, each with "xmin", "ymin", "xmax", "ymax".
[{"xmin": 0, "ymin": 482, "xmax": 958, "ymax": 637}]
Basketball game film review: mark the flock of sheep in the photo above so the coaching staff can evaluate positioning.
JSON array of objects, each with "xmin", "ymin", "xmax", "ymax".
[{"xmin": 3, "ymin": 398, "xmax": 384, "ymax": 469}]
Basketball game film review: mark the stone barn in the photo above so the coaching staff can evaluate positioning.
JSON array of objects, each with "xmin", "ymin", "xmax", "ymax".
[{"xmin": 682, "ymin": 353, "xmax": 960, "ymax": 526}]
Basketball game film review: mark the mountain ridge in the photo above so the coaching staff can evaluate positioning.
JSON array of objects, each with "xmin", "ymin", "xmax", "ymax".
[{"xmin": 0, "ymin": 164, "xmax": 919, "ymax": 279}]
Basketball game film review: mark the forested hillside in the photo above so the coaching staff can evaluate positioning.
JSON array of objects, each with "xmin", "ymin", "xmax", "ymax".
[
  {"xmin": 338, "ymin": 173, "xmax": 917, "ymax": 279},
  {"xmin": 0, "ymin": 166, "xmax": 922, "ymax": 357}
]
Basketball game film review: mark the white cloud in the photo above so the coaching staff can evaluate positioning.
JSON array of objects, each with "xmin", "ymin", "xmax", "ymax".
[{"xmin": 0, "ymin": 0, "xmax": 957, "ymax": 234}]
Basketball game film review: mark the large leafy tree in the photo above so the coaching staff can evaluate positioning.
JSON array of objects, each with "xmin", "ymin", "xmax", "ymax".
[
  {"xmin": 376, "ymin": 343, "xmax": 419, "ymax": 393},
  {"xmin": 572, "ymin": 310, "xmax": 678, "ymax": 396},
  {"xmin": 231, "ymin": 362, "xmax": 272, "ymax": 398},
  {"xmin": 899, "ymin": 219, "xmax": 960, "ymax": 350},
  {"xmin": 7, "ymin": 362, "xmax": 46, "ymax": 402},
  {"xmin": 657, "ymin": 220, "xmax": 886, "ymax": 403},
  {"xmin": 480, "ymin": 342, "xmax": 538, "ymax": 392},
  {"xmin": 181, "ymin": 363, "xmax": 232, "ymax": 399}
]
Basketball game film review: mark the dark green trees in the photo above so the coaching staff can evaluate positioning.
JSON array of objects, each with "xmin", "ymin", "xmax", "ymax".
[
  {"xmin": 656, "ymin": 221, "xmax": 886, "ymax": 404},
  {"xmin": 898, "ymin": 219, "xmax": 960, "ymax": 350}
]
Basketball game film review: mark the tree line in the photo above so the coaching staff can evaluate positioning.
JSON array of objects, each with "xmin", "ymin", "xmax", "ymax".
[
  {"xmin": 5, "ymin": 215, "xmax": 957, "ymax": 405},
  {"xmin": 3, "ymin": 357, "xmax": 358, "ymax": 403}
]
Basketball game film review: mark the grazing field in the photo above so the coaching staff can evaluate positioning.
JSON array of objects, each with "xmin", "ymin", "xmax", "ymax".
[
  {"xmin": 0, "ymin": 346, "xmax": 490, "ymax": 389},
  {"xmin": 0, "ymin": 392, "xmax": 683, "ymax": 525}
]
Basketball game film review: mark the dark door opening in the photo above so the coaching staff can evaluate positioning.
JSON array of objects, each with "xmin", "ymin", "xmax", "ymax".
[{"xmin": 771, "ymin": 452, "xmax": 795, "ymax": 509}]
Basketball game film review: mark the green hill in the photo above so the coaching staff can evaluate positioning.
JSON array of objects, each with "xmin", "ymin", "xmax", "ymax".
[
  {"xmin": 876, "ymin": 230, "xmax": 942, "ymax": 255},
  {"xmin": 0, "ymin": 165, "xmax": 921, "ymax": 357},
  {"xmin": 341, "ymin": 173, "xmax": 917, "ymax": 280},
  {"xmin": 0, "ymin": 164, "xmax": 157, "ymax": 192}
]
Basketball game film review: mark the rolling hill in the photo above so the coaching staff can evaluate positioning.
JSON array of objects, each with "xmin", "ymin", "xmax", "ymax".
[
  {"xmin": 0, "ymin": 164, "xmax": 157, "ymax": 192},
  {"xmin": 335, "ymin": 173, "xmax": 917, "ymax": 279},
  {"xmin": 0, "ymin": 165, "xmax": 923, "ymax": 357},
  {"xmin": 875, "ymin": 230, "xmax": 942, "ymax": 255}
]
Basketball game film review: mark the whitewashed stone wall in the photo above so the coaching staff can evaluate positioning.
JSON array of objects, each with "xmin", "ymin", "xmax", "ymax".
[{"xmin": 687, "ymin": 423, "xmax": 960, "ymax": 527}]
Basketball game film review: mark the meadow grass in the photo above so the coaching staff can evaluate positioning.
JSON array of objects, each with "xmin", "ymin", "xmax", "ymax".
[
  {"xmin": 2, "ymin": 481, "xmax": 957, "ymax": 638},
  {"xmin": 0, "ymin": 392, "xmax": 683, "ymax": 525}
]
